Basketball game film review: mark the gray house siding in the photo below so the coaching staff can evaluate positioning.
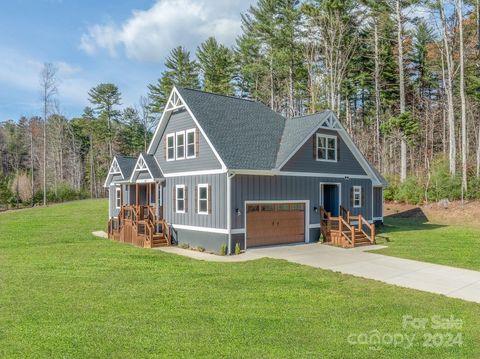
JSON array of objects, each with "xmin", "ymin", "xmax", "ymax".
[
  {"xmin": 281, "ymin": 128, "xmax": 366, "ymax": 175},
  {"xmin": 373, "ymin": 187, "xmax": 383, "ymax": 218},
  {"xmin": 164, "ymin": 173, "xmax": 227, "ymax": 229},
  {"xmin": 154, "ymin": 109, "xmax": 222, "ymax": 173},
  {"xmin": 230, "ymin": 174, "xmax": 373, "ymax": 231},
  {"xmin": 172, "ymin": 229, "xmax": 227, "ymax": 253},
  {"xmin": 109, "ymin": 183, "xmax": 129, "ymax": 218}
]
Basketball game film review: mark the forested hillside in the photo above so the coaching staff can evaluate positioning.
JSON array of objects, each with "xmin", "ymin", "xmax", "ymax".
[{"xmin": 1, "ymin": 0, "xmax": 479, "ymax": 208}]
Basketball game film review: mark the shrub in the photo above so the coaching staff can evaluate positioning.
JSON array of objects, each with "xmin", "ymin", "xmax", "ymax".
[
  {"xmin": 197, "ymin": 246, "xmax": 205, "ymax": 252},
  {"xmin": 219, "ymin": 243, "xmax": 227, "ymax": 256},
  {"xmin": 394, "ymin": 176, "xmax": 425, "ymax": 204},
  {"xmin": 179, "ymin": 243, "xmax": 189, "ymax": 249},
  {"xmin": 235, "ymin": 243, "xmax": 241, "ymax": 255}
]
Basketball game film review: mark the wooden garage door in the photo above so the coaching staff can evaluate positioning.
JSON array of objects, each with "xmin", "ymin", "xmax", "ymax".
[{"xmin": 246, "ymin": 203, "xmax": 305, "ymax": 248}]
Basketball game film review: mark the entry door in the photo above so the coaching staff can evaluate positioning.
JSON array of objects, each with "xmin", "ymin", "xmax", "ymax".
[
  {"xmin": 246, "ymin": 203, "xmax": 305, "ymax": 248},
  {"xmin": 322, "ymin": 184, "xmax": 339, "ymax": 216}
]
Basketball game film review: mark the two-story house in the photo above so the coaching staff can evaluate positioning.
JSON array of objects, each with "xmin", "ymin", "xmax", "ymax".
[{"xmin": 105, "ymin": 87, "xmax": 387, "ymax": 253}]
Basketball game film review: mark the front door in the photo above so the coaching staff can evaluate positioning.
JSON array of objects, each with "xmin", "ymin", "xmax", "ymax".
[{"xmin": 322, "ymin": 184, "xmax": 340, "ymax": 216}]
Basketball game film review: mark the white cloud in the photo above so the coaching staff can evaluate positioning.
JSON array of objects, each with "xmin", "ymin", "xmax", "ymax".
[{"xmin": 79, "ymin": 0, "xmax": 252, "ymax": 62}]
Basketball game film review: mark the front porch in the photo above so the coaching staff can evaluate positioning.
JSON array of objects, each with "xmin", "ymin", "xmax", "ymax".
[
  {"xmin": 108, "ymin": 182, "xmax": 172, "ymax": 248},
  {"xmin": 320, "ymin": 206, "xmax": 376, "ymax": 248}
]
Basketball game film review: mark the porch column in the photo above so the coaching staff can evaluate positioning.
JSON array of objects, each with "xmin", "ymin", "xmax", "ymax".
[
  {"xmin": 155, "ymin": 181, "xmax": 159, "ymax": 219},
  {"xmin": 136, "ymin": 183, "xmax": 139, "ymax": 207}
]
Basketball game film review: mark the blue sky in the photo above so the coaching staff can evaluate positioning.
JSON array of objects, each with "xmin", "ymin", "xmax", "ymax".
[{"xmin": 0, "ymin": 0, "xmax": 253, "ymax": 121}]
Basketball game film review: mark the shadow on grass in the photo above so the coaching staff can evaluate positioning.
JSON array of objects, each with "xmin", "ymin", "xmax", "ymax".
[{"xmin": 376, "ymin": 207, "xmax": 447, "ymax": 241}]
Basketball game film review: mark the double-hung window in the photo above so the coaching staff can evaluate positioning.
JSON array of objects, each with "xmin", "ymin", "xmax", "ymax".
[
  {"xmin": 166, "ymin": 134, "xmax": 175, "ymax": 161},
  {"xmin": 115, "ymin": 187, "xmax": 121, "ymax": 209},
  {"xmin": 186, "ymin": 129, "xmax": 196, "ymax": 158},
  {"xmin": 316, "ymin": 134, "xmax": 337, "ymax": 162},
  {"xmin": 176, "ymin": 185, "xmax": 186, "ymax": 213},
  {"xmin": 353, "ymin": 186, "xmax": 362, "ymax": 208},
  {"xmin": 197, "ymin": 184, "xmax": 208, "ymax": 214},
  {"xmin": 176, "ymin": 131, "xmax": 185, "ymax": 160}
]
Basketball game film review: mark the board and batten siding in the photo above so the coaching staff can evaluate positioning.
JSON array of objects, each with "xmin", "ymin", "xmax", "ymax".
[
  {"xmin": 164, "ymin": 173, "xmax": 227, "ymax": 229},
  {"xmin": 373, "ymin": 187, "xmax": 383, "ymax": 218},
  {"xmin": 281, "ymin": 128, "xmax": 366, "ymax": 175},
  {"xmin": 230, "ymin": 174, "xmax": 373, "ymax": 230},
  {"xmin": 109, "ymin": 182, "xmax": 129, "ymax": 218},
  {"xmin": 154, "ymin": 109, "xmax": 222, "ymax": 173}
]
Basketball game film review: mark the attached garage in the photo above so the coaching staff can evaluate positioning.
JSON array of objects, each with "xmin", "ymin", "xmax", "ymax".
[{"xmin": 246, "ymin": 202, "xmax": 306, "ymax": 248}]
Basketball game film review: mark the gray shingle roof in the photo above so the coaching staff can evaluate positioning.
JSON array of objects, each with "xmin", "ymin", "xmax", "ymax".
[
  {"xmin": 177, "ymin": 88, "xmax": 286, "ymax": 170},
  {"xmin": 173, "ymin": 88, "xmax": 386, "ymax": 185},
  {"xmin": 141, "ymin": 152, "xmax": 163, "ymax": 178},
  {"xmin": 115, "ymin": 155, "xmax": 136, "ymax": 179},
  {"xmin": 275, "ymin": 111, "xmax": 332, "ymax": 168}
]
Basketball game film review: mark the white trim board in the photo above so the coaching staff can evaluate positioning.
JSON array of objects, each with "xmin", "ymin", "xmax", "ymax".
[
  {"xmin": 172, "ymin": 224, "xmax": 228, "ymax": 234},
  {"xmin": 163, "ymin": 168, "xmax": 226, "ymax": 177}
]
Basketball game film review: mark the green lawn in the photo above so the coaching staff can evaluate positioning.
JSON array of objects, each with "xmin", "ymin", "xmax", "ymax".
[
  {"xmin": 373, "ymin": 218, "xmax": 480, "ymax": 271},
  {"xmin": 1, "ymin": 200, "xmax": 479, "ymax": 358}
]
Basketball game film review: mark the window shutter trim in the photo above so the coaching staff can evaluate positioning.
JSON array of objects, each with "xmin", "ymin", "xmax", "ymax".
[
  {"xmin": 195, "ymin": 185, "xmax": 198, "ymax": 213},
  {"xmin": 336, "ymin": 137, "xmax": 340, "ymax": 161},
  {"xmin": 195, "ymin": 128, "xmax": 200, "ymax": 158},
  {"xmin": 185, "ymin": 185, "xmax": 188, "ymax": 213},
  {"xmin": 313, "ymin": 134, "xmax": 317, "ymax": 159},
  {"xmin": 173, "ymin": 187, "xmax": 176, "ymax": 212},
  {"xmin": 208, "ymin": 185, "xmax": 212, "ymax": 214}
]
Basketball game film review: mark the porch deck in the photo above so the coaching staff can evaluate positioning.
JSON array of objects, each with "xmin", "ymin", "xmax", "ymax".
[
  {"xmin": 108, "ymin": 205, "xmax": 171, "ymax": 248},
  {"xmin": 320, "ymin": 206, "xmax": 375, "ymax": 248}
]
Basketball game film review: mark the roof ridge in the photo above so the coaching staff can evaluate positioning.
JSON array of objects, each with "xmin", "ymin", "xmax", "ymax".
[
  {"xmin": 178, "ymin": 87, "xmax": 256, "ymax": 103},
  {"xmin": 290, "ymin": 110, "xmax": 331, "ymax": 120}
]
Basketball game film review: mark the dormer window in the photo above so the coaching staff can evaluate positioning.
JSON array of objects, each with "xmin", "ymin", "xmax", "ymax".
[{"xmin": 316, "ymin": 134, "xmax": 337, "ymax": 162}]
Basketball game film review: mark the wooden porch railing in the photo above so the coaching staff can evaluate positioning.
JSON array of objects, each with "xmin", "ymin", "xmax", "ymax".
[
  {"xmin": 320, "ymin": 206, "xmax": 375, "ymax": 248},
  {"xmin": 107, "ymin": 204, "xmax": 171, "ymax": 248}
]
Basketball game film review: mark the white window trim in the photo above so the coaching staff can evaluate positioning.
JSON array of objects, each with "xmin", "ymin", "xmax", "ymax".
[
  {"xmin": 166, "ymin": 133, "xmax": 175, "ymax": 161},
  {"xmin": 115, "ymin": 187, "xmax": 121, "ymax": 209},
  {"xmin": 186, "ymin": 128, "xmax": 196, "ymax": 159},
  {"xmin": 176, "ymin": 131, "xmax": 186, "ymax": 160},
  {"xmin": 316, "ymin": 133, "xmax": 337, "ymax": 163},
  {"xmin": 175, "ymin": 184, "xmax": 186, "ymax": 214},
  {"xmin": 353, "ymin": 186, "xmax": 362, "ymax": 208},
  {"xmin": 197, "ymin": 184, "xmax": 209, "ymax": 215}
]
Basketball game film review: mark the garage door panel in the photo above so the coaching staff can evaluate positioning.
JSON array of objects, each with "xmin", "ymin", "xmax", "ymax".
[{"xmin": 246, "ymin": 203, "xmax": 305, "ymax": 248}]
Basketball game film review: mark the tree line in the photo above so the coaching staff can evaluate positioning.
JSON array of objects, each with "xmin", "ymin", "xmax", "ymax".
[{"xmin": 1, "ymin": 0, "xmax": 479, "ymax": 208}]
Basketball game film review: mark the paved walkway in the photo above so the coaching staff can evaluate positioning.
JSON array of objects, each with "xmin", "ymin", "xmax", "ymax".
[{"xmin": 158, "ymin": 243, "xmax": 480, "ymax": 304}]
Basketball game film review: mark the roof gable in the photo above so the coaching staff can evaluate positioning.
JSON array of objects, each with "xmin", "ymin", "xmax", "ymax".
[
  {"xmin": 103, "ymin": 155, "xmax": 136, "ymax": 187},
  {"xmin": 129, "ymin": 153, "xmax": 163, "ymax": 182}
]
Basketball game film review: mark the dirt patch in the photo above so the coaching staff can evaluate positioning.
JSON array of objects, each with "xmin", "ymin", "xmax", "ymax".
[{"xmin": 385, "ymin": 201, "xmax": 480, "ymax": 227}]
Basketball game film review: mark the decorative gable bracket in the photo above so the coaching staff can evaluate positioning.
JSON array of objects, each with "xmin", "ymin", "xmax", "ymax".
[
  {"xmin": 165, "ymin": 88, "xmax": 185, "ymax": 112},
  {"xmin": 320, "ymin": 115, "xmax": 341, "ymax": 129}
]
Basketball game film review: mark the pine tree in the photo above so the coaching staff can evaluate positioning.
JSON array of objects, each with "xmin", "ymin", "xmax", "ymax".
[
  {"xmin": 197, "ymin": 37, "xmax": 236, "ymax": 95},
  {"xmin": 148, "ymin": 46, "xmax": 199, "ymax": 114}
]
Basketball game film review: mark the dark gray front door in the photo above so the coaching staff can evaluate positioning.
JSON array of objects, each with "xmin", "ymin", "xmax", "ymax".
[{"xmin": 323, "ymin": 184, "xmax": 339, "ymax": 216}]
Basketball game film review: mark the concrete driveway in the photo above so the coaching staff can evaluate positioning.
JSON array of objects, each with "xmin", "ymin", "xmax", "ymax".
[{"xmin": 249, "ymin": 243, "xmax": 480, "ymax": 304}]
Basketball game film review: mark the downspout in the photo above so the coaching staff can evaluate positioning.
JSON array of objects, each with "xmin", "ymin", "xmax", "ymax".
[{"xmin": 227, "ymin": 171, "xmax": 236, "ymax": 255}]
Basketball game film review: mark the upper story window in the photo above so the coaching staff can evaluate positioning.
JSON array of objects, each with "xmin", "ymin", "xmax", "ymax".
[
  {"xmin": 175, "ymin": 185, "xmax": 186, "ymax": 213},
  {"xmin": 316, "ymin": 134, "xmax": 337, "ymax": 162},
  {"xmin": 176, "ymin": 131, "xmax": 185, "ymax": 160},
  {"xmin": 166, "ymin": 134, "xmax": 175, "ymax": 161},
  {"xmin": 115, "ymin": 187, "xmax": 121, "ymax": 209},
  {"xmin": 197, "ymin": 184, "xmax": 209, "ymax": 214},
  {"xmin": 186, "ymin": 129, "xmax": 196, "ymax": 159},
  {"xmin": 353, "ymin": 186, "xmax": 362, "ymax": 208},
  {"xmin": 166, "ymin": 128, "xmax": 197, "ymax": 161}
]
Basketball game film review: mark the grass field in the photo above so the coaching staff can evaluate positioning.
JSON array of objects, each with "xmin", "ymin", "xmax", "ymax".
[
  {"xmin": 373, "ymin": 217, "xmax": 480, "ymax": 271},
  {"xmin": 1, "ymin": 200, "xmax": 479, "ymax": 358}
]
